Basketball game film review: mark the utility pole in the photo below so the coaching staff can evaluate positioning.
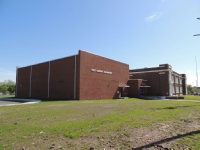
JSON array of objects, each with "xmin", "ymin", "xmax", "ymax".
[
  {"xmin": 194, "ymin": 18, "xmax": 199, "ymax": 87},
  {"xmin": 195, "ymin": 56, "xmax": 198, "ymax": 87}
]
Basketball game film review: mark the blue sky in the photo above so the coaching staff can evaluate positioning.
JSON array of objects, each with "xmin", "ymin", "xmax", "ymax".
[{"xmin": 0, "ymin": 0, "xmax": 200, "ymax": 86}]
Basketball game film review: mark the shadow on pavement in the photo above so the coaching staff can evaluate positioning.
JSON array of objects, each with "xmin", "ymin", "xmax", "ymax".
[{"xmin": 0, "ymin": 98, "xmax": 41, "ymax": 103}]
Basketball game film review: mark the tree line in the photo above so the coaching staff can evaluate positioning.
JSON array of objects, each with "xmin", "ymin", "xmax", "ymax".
[
  {"xmin": 0, "ymin": 80, "xmax": 16, "ymax": 94},
  {"xmin": 187, "ymin": 84, "xmax": 200, "ymax": 94}
]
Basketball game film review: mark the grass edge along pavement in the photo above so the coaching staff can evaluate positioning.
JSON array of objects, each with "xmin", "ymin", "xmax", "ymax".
[
  {"xmin": 0, "ymin": 96, "xmax": 200, "ymax": 149},
  {"xmin": 0, "ymin": 95, "xmax": 15, "ymax": 99}
]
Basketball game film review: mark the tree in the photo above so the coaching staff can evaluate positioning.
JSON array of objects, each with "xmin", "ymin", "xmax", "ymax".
[
  {"xmin": 193, "ymin": 87, "xmax": 200, "ymax": 93},
  {"xmin": 187, "ymin": 84, "xmax": 194, "ymax": 93},
  {"xmin": 0, "ymin": 80, "xmax": 16, "ymax": 94},
  {"xmin": 7, "ymin": 84, "xmax": 15, "ymax": 93},
  {"xmin": 0, "ymin": 83, "xmax": 8, "ymax": 93}
]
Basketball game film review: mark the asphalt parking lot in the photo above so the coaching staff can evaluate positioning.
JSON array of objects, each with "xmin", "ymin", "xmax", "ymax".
[{"xmin": 0, "ymin": 98, "xmax": 41, "ymax": 106}]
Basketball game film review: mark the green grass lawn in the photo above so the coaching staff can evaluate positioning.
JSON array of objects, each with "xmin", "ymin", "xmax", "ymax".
[
  {"xmin": 0, "ymin": 98, "xmax": 200, "ymax": 149},
  {"xmin": 0, "ymin": 95, "xmax": 15, "ymax": 98},
  {"xmin": 184, "ymin": 95, "xmax": 200, "ymax": 100}
]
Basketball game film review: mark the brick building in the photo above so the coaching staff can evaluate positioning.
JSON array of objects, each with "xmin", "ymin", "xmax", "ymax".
[
  {"xmin": 129, "ymin": 64, "xmax": 187, "ymax": 97},
  {"xmin": 16, "ymin": 50, "xmax": 129, "ymax": 100},
  {"xmin": 16, "ymin": 50, "xmax": 187, "ymax": 100}
]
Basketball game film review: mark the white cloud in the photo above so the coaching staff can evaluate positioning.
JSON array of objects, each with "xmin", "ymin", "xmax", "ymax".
[
  {"xmin": 0, "ymin": 68, "xmax": 16, "ymax": 82},
  {"xmin": 146, "ymin": 13, "xmax": 162, "ymax": 22}
]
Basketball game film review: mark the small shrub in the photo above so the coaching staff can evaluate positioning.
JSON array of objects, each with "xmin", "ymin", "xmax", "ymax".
[
  {"xmin": 91, "ymin": 128, "xmax": 100, "ymax": 132},
  {"xmin": 64, "ymin": 133, "xmax": 79, "ymax": 139},
  {"xmin": 163, "ymin": 106, "xmax": 177, "ymax": 109}
]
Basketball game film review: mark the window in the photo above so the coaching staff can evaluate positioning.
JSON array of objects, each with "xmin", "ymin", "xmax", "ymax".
[
  {"xmin": 170, "ymin": 84, "xmax": 174, "ymax": 95},
  {"xmin": 171, "ymin": 75, "xmax": 174, "ymax": 83},
  {"xmin": 180, "ymin": 86, "xmax": 183, "ymax": 93},
  {"xmin": 175, "ymin": 77, "xmax": 179, "ymax": 83},
  {"xmin": 176, "ymin": 86, "xmax": 179, "ymax": 93},
  {"xmin": 140, "ymin": 88, "xmax": 144, "ymax": 96},
  {"xmin": 180, "ymin": 79, "xmax": 182, "ymax": 85}
]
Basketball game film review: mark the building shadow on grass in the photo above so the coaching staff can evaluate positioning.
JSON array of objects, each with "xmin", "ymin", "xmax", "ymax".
[
  {"xmin": 157, "ymin": 105, "xmax": 196, "ymax": 110},
  {"xmin": 132, "ymin": 130, "xmax": 200, "ymax": 150}
]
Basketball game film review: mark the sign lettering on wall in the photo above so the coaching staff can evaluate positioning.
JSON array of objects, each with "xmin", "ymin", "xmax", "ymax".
[{"xmin": 91, "ymin": 69, "xmax": 112, "ymax": 74}]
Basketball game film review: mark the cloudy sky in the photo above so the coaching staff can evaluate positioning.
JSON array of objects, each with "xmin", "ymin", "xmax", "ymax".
[{"xmin": 0, "ymin": 0, "xmax": 200, "ymax": 86}]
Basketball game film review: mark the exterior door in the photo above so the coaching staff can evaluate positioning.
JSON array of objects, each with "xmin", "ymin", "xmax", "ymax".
[{"xmin": 140, "ymin": 88, "xmax": 144, "ymax": 96}]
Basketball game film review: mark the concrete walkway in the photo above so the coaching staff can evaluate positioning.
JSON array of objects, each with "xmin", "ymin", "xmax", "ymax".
[{"xmin": 0, "ymin": 98, "xmax": 41, "ymax": 106}]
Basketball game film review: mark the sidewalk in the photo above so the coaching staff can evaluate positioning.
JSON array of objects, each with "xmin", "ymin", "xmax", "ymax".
[{"xmin": 0, "ymin": 98, "xmax": 41, "ymax": 106}]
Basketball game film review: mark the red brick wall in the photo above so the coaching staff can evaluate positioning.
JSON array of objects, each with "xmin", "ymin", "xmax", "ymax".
[
  {"xmin": 182, "ymin": 74, "xmax": 187, "ymax": 95},
  {"xmin": 130, "ymin": 71, "xmax": 170, "ymax": 96},
  {"xmin": 79, "ymin": 50, "xmax": 129, "ymax": 100},
  {"xmin": 159, "ymin": 72, "xmax": 170, "ymax": 96},
  {"xmin": 16, "ymin": 55, "xmax": 79, "ymax": 100},
  {"xmin": 17, "ymin": 53, "xmax": 186, "ymax": 99},
  {"xmin": 17, "ymin": 66, "xmax": 31, "ymax": 97},
  {"xmin": 75, "ymin": 55, "xmax": 80, "ymax": 99},
  {"xmin": 130, "ymin": 64, "xmax": 170, "ymax": 72},
  {"xmin": 16, "ymin": 50, "xmax": 130, "ymax": 100},
  {"xmin": 127, "ymin": 80, "xmax": 140, "ymax": 98},
  {"xmin": 31, "ymin": 62, "xmax": 49, "ymax": 98},
  {"xmin": 49, "ymin": 56, "xmax": 76, "ymax": 99}
]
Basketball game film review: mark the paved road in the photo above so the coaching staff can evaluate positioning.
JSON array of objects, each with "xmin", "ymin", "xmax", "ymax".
[{"xmin": 0, "ymin": 98, "xmax": 41, "ymax": 106}]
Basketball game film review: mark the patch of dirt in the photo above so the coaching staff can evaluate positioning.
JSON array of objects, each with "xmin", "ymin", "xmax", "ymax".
[{"xmin": 15, "ymin": 116, "xmax": 200, "ymax": 150}]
